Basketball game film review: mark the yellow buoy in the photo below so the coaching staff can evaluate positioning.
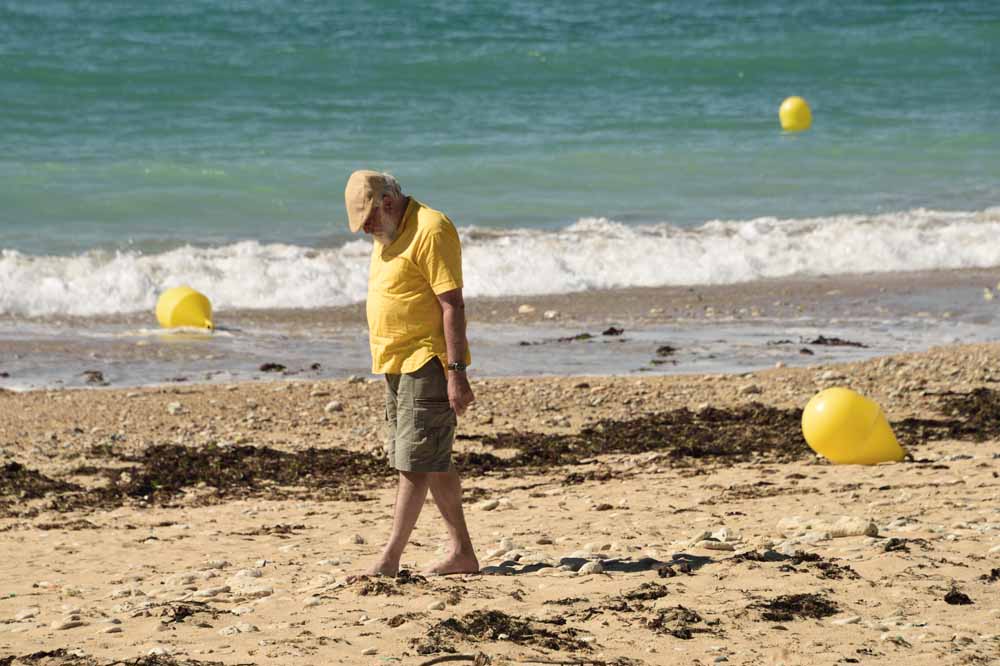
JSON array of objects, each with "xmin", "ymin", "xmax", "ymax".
[
  {"xmin": 155, "ymin": 286, "xmax": 214, "ymax": 330},
  {"xmin": 801, "ymin": 387, "xmax": 905, "ymax": 465},
  {"xmin": 779, "ymin": 96, "xmax": 812, "ymax": 132}
]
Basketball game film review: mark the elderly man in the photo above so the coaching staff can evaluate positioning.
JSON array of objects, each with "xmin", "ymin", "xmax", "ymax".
[{"xmin": 344, "ymin": 170, "xmax": 479, "ymax": 576}]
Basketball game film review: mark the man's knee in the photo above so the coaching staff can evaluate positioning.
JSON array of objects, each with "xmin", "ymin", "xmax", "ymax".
[{"xmin": 400, "ymin": 470, "xmax": 430, "ymax": 485}]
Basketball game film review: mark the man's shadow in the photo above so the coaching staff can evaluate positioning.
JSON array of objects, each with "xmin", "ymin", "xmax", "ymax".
[{"xmin": 480, "ymin": 552, "xmax": 713, "ymax": 576}]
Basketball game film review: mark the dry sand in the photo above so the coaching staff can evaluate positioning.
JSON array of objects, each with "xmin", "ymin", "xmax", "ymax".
[{"xmin": 1, "ymin": 342, "xmax": 999, "ymax": 665}]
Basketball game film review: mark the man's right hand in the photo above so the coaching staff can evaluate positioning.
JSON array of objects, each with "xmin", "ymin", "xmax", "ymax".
[{"xmin": 447, "ymin": 372, "xmax": 475, "ymax": 416}]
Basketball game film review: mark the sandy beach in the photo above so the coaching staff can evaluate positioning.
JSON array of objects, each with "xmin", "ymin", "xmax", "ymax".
[{"xmin": 1, "ymin": 338, "xmax": 998, "ymax": 665}]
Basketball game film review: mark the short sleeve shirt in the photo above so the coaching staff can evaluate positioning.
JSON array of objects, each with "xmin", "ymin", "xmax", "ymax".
[{"xmin": 366, "ymin": 198, "xmax": 472, "ymax": 374}]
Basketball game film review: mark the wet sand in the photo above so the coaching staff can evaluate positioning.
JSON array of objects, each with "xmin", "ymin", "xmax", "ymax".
[
  {"xmin": 1, "ymin": 341, "xmax": 999, "ymax": 664},
  {"xmin": 2, "ymin": 266, "xmax": 998, "ymax": 390}
]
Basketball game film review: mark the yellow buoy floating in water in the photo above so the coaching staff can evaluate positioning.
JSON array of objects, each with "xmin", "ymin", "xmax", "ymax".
[
  {"xmin": 801, "ymin": 387, "xmax": 905, "ymax": 465},
  {"xmin": 779, "ymin": 96, "xmax": 812, "ymax": 132},
  {"xmin": 155, "ymin": 286, "xmax": 214, "ymax": 330}
]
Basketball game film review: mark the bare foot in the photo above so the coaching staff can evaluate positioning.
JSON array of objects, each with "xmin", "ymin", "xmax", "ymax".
[
  {"xmin": 368, "ymin": 557, "xmax": 399, "ymax": 577},
  {"xmin": 424, "ymin": 552, "xmax": 480, "ymax": 576}
]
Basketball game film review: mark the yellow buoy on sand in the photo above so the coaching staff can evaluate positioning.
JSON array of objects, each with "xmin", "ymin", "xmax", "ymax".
[
  {"xmin": 801, "ymin": 387, "xmax": 905, "ymax": 465},
  {"xmin": 779, "ymin": 96, "xmax": 812, "ymax": 132},
  {"xmin": 156, "ymin": 286, "xmax": 213, "ymax": 330}
]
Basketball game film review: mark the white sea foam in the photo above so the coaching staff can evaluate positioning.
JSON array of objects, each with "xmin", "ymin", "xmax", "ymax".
[{"xmin": 2, "ymin": 207, "xmax": 998, "ymax": 317}]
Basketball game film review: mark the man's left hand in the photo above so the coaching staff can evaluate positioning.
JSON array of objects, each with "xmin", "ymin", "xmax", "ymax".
[{"xmin": 447, "ymin": 372, "xmax": 475, "ymax": 416}]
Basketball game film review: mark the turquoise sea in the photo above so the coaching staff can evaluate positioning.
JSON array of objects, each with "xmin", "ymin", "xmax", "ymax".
[{"xmin": 1, "ymin": 1, "xmax": 999, "ymax": 316}]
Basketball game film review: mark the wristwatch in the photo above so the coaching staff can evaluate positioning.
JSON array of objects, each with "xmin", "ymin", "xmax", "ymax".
[{"xmin": 446, "ymin": 361, "xmax": 467, "ymax": 373}]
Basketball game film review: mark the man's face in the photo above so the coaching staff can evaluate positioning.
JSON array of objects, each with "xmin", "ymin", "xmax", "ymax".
[{"xmin": 363, "ymin": 195, "xmax": 397, "ymax": 244}]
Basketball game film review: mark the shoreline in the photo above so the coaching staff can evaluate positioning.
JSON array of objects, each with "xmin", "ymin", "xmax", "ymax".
[{"xmin": 0, "ymin": 266, "xmax": 997, "ymax": 391}]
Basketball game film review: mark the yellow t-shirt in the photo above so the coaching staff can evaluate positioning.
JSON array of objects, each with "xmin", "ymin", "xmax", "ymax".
[{"xmin": 367, "ymin": 198, "xmax": 472, "ymax": 374}]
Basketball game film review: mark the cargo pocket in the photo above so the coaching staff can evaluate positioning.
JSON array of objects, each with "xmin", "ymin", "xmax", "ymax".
[{"xmin": 413, "ymin": 398, "xmax": 456, "ymax": 470}]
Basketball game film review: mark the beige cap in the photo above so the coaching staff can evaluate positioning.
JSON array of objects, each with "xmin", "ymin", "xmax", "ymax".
[{"xmin": 344, "ymin": 170, "xmax": 390, "ymax": 233}]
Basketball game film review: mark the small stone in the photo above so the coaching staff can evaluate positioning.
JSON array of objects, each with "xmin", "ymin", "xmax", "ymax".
[
  {"xmin": 51, "ymin": 618, "xmax": 86, "ymax": 630},
  {"xmin": 739, "ymin": 384, "xmax": 762, "ymax": 396},
  {"xmin": 347, "ymin": 375, "xmax": 365, "ymax": 384},
  {"xmin": 231, "ymin": 568, "xmax": 263, "ymax": 579},
  {"xmin": 427, "ymin": 600, "xmax": 446, "ymax": 611},
  {"xmin": 517, "ymin": 304, "xmax": 536, "ymax": 314},
  {"xmin": 340, "ymin": 533, "xmax": 365, "ymax": 545},
  {"xmin": 536, "ymin": 535, "xmax": 554, "ymax": 545},
  {"xmin": 324, "ymin": 400, "xmax": 344, "ymax": 413},
  {"xmin": 578, "ymin": 561, "xmax": 604, "ymax": 575},
  {"xmin": 695, "ymin": 540, "xmax": 735, "ymax": 551},
  {"xmin": 219, "ymin": 622, "xmax": 259, "ymax": 636},
  {"xmin": 831, "ymin": 615, "xmax": 862, "ymax": 625},
  {"xmin": 310, "ymin": 390, "xmax": 330, "ymax": 397},
  {"xmin": 166, "ymin": 402, "xmax": 183, "ymax": 415},
  {"xmin": 100, "ymin": 625, "xmax": 123, "ymax": 634},
  {"xmin": 14, "ymin": 608, "xmax": 39, "ymax": 621},
  {"xmin": 543, "ymin": 310, "xmax": 559, "ymax": 320},
  {"xmin": 147, "ymin": 647, "xmax": 171, "ymax": 656},
  {"xmin": 193, "ymin": 585, "xmax": 230, "ymax": 598},
  {"xmin": 202, "ymin": 559, "xmax": 230, "ymax": 570},
  {"xmin": 478, "ymin": 499, "xmax": 500, "ymax": 511}
]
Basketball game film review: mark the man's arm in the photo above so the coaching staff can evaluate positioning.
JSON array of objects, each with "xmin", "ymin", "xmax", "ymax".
[{"xmin": 436, "ymin": 288, "xmax": 475, "ymax": 416}]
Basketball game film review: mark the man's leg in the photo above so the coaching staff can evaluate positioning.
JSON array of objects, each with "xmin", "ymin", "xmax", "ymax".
[
  {"xmin": 425, "ymin": 468, "xmax": 479, "ymax": 575},
  {"xmin": 369, "ymin": 471, "xmax": 429, "ymax": 576}
]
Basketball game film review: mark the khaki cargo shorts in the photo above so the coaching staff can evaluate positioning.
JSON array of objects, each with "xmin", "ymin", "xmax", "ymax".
[{"xmin": 384, "ymin": 357, "xmax": 456, "ymax": 473}]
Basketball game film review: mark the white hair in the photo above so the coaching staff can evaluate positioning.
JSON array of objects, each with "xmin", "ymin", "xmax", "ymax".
[{"xmin": 377, "ymin": 172, "xmax": 403, "ymax": 201}]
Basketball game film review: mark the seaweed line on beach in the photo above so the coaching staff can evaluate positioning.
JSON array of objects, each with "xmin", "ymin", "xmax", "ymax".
[{"xmin": 3, "ymin": 388, "xmax": 999, "ymax": 516}]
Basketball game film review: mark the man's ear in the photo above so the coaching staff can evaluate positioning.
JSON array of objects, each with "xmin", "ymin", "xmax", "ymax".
[{"xmin": 381, "ymin": 194, "xmax": 394, "ymax": 213}]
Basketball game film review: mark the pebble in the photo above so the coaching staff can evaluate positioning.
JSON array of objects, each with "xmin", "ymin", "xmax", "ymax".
[
  {"xmin": 543, "ymin": 310, "xmax": 559, "ymax": 319},
  {"xmin": 310, "ymin": 390, "xmax": 330, "ymax": 397},
  {"xmin": 233, "ymin": 585, "xmax": 273, "ymax": 600},
  {"xmin": 578, "ymin": 561, "xmax": 604, "ymax": 575},
  {"xmin": 536, "ymin": 535, "xmax": 553, "ymax": 545},
  {"xmin": 347, "ymin": 375, "xmax": 365, "ymax": 384},
  {"xmin": 831, "ymin": 615, "xmax": 862, "ymax": 625},
  {"xmin": 362, "ymin": 648, "xmax": 378, "ymax": 656},
  {"xmin": 988, "ymin": 544, "xmax": 1000, "ymax": 554},
  {"xmin": 695, "ymin": 540, "xmax": 735, "ymax": 551},
  {"xmin": 478, "ymin": 499, "xmax": 500, "ymax": 511},
  {"xmin": 324, "ymin": 401, "xmax": 344, "ymax": 413},
  {"xmin": 427, "ymin": 600, "xmax": 446, "ymax": 611},
  {"xmin": 739, "ymin": 384, "xmax": 762, "ymax": 395},
  {"xmin": 830, "ymin": 516, "xmax": 878, "ymax": 538},
  {"xmin": 100, "ymin": 625, "xmax": 123, "ymax": 634},
  {"xmin": 219, "ymin": 622, "xmax": 259, "ymax": 636},
  {"xmin": 517, "ymin": 304, "xmax": 536, "ymax": 314},
  {"xmin": 340, "ymin": 533, "xmax": 365, "ymax": 545},
  {"xmin": 712, "ymin": 527, "xmax": 740, "ymax": 543},
  {"xmin": 14, "ymin": 607, "xmax": 39, "ymax": 621},
  {"xmin": 51, "ymin": 617, "xmax": 86, "ymax": 630},
  {"xmin": 202, "ymin": 559, "xmax": 230, "ymax": 570},
  {"xmin": 148, "ymin": 647, "xmax": 171, "ymax": 656},
  {"xmin": 231, "ymin": 568, "xmax": 263, "ymax": 579},
  {"xmin": 166, "ymin": 402, "xmax": 183, "ymax": 415},
  {"xmin": 194, "ymin": 585, "xmax": 231, "ymax": 598}
]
